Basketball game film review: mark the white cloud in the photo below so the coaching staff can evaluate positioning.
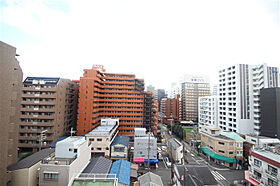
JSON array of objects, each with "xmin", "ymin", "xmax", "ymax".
[{"xmin": 1, "ymin": 0, "xmax": 280, "ymax": 89}]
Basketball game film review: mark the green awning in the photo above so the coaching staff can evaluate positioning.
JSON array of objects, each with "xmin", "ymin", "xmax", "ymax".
[{"xmin": 201, "ymin": 146, "xmax": 236, "ymax": 163}]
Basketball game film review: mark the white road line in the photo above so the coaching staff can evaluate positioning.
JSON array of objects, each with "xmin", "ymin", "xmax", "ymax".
[
  {"xmin": 215, "ymin": 171, "xmax": 226, "ymax": 180},
  {"xmin": 211, "ymin": 171, "xmax": 226, "ymax": 181}
]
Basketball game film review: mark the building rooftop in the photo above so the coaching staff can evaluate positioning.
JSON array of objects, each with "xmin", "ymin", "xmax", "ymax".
[
  {"xmin": 58, "ymin": 136, "xmax": 86, "ymax": 147},
  {"xmin": 111, "ymin": 135, "xmax": 130, "ymax": 147},
  {"xmin": 23, "ymin": 77, "xmax": 60, "ymax": 85},
  {"xmin": 82, "ymin": 157, "xmax": 112, "ymax": 174},
  {"xmin": 220, "ymin": 131, "xmax": 245, "ymax": 141},
  {"xmin": 138, "ymin": 172, "xmax": 163, "ymax": 186},
  {"xmin": 109, "ymin": 159, "xmax": 131, "ymax": 186},
  {"xmin": 87, "ymin": 119, "xmax": 118, "ymax": 136},
  {"xmin": 7, "ymin": 148, "xmax": 54, "ymax": 171},
  {"xmin": 252, "ymin": 148, "xmax": 280, "ymax": 166},
  {"xmin": 169, "ymin": 138, "xmax": 182, "ymax": 149}
]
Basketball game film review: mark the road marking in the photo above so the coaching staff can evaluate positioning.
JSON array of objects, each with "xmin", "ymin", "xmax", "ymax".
[
  {"xmin": 191, "ymin": 153, "xmax": 195, "ymax": 157},
  {"xmin": 211, "ymin": 171, "xmax": 226, "ymax": 181}
]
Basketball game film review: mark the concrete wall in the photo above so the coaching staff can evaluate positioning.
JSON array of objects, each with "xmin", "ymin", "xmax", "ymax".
[{"xmin": 11, "ymin": 162, "xmax": 40, "ymax": 186}]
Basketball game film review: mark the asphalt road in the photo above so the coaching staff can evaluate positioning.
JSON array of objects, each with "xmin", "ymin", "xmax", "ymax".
[{"xmin": 159, "ymin": 123, "xmax": 245, "ymax": 186}]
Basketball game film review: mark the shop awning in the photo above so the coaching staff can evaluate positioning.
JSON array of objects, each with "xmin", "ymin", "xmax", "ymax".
[
  {"xmin": 134, "ymin": 158, "xmax": 145, "ymax": 163},
  {"xmin": 144, "ymin": 159, "xmax": 158, "ymax": 163},
  {"xmin": 201, "ymin": 146, "xmax": 236, "ymax": 163},
  {"xmin": 245, "ymin": 171, "xmax": 260, "ymax": 186}
]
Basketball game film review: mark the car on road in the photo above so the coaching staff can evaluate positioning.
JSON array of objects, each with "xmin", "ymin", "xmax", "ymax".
[{"xmin": 165, "ymin": 157, "xmax": 171, "ymax": 168}]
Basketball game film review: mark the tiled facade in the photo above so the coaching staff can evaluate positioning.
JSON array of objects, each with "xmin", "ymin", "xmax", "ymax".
[{"xmin": 19, "ymin": 77, "xmax": 78, "ymax": 152}]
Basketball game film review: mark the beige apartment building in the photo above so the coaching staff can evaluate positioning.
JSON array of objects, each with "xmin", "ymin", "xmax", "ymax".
[
  {"xmin": 86, "ymin": 118, "xmax": 119, "ymax": 158},
  {"xmin": 200, "ymin": 125, "xmax": 245, "ymax": 168},
  {"xmin": 0, "ymin": 41, "xmax": 23, "ymax": 186},
  {"xmin": 19, "ymin": 77, "xmax": 78, "ymax": 152},
  {"xmin": 181, "ymin": 75, "xmax": 210, "ymax": 122}
]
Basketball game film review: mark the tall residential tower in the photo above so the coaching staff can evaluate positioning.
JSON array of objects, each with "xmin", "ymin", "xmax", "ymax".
[
  {"xmin": 76, "ymin": 65, "xmax": 145, "ymax": 138},
  {"xmin": 0, "ymin": 41, "xmax": 23, "ymax": 186}
]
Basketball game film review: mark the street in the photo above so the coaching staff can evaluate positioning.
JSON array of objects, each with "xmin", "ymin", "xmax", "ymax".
[{"xmin": 159, "ymin": 123, "xmax": 245, "ymax": 186}]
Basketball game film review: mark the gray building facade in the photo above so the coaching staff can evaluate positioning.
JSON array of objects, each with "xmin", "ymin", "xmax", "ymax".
[{"xmin": 260, "ymin": 88, "xmax": 280, "ymax": 139}]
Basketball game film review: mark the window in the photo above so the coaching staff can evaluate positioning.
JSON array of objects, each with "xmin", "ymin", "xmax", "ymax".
[
  {"xmin": 97, "ymin": 138, "xmax": 102, "ymax": 142},
  {"xmin": 89, "ymin": 138, "xmax": 94, "ymax": 142},
  {"xmin": 268, "ymin": 178, "xmax": 278, "ymax": 186},
  {"xmin": 254, "ymin": 159, "xmax": 262, "ymax": 167},
  {"xmin": 229, "ymin": 151, "xmax": 233, "ymax": 155},
  {"xmin": 218, "ymin": 142, "xmax": 225, "ymax": 145},
  {"xmin": 69, "ymin": 148, "xmax": 72, "ymax": 152},
  {"xmin": 218, "ymin": 150, "xmax": 225, "ymax": 153},
  {"xmin": 229, "ymin": 143, "xmax": 233, "ymax": 146},
  {"xmin": 74, "ymin": 149, "xmax": 77, "ymax": 153},
  {"xmin": 268, "ymin": 165, "xmax": 278, "ymax": 176},
  {"xmin": 43, "ymin": 173, "xmax": 58, "ymax": 181},
  {"xmin": 114, "ymin": 147, "xmax": 124, "ymax": 152},
  {"xmin": 97, "ymin": 148, "xmax": 102, "ymax": 150}
]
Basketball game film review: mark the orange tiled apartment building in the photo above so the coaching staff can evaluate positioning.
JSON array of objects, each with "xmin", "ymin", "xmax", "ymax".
[{"xmin": 77, "ymin": 65, "xmax": 158, "ymax": 138}]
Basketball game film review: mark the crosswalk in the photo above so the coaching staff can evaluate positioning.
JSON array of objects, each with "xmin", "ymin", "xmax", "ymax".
[{"xmin": 211, "ymin": 171, "xmax": 226, "ymax": 181}]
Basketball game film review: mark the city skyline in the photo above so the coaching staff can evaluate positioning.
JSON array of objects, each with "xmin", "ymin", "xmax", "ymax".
[{"xmin": 1, "ymin": 0, "xmax": 280, "ymax": 89}]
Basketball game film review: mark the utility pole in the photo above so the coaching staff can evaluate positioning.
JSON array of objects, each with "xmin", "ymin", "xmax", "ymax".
[
  {"xmin": 183, "ymin": 131, "xmax": 186, "ymax": 186},
  {"xmin": 147, "ymin": 127, "xmax": 150, "ymax": 170}
]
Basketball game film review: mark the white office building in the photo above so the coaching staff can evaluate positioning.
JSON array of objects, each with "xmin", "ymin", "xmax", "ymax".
[
  {"xmin": 198, "ymin": 96, "xmax": 218, "ymax": 129},
  {"xmin": 134, "ymin": 128, "xmax": 157, "ymax": 161},
  {"xmin": 218, "ymin": 64, "xmax": 279, "ymax": 135}
]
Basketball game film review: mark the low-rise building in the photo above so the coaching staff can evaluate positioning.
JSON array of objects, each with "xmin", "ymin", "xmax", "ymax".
[
  {"xmin": 133, "ymin": 128, "xmax": 157, "ymax": 164},
  {"xmin": 7, "ymin": 148, "xmax": 54, "ymax": 186},
  {"xmin": 86, "ymin": 118, "xmax": 119, "ymax": 157},
  {"xmin": 168, "ymin": 138, "xmax": 183, "ymax": 164},
  {"xmin": 246, "ymin": 147, "xmax": 280, "ymax": 186},
  {"xmin": 172, "ymin": 164, "xmax": 218, "ymax": 186},
  {"xmin": 39, "ymin": 136, "xmax": 91, "ymax": 186},
  {"xmin": 200, "ymin": 125, "xmax": 245, "ymax": 168},
  {"xmin": 109, "ymin": 159, "xmax": 131, "ymax": 186},
  {"xmin": 138, "ymin": 172, "xmax": 163, "ymax": 186},
  {"xmin": 111, "ymin": 135, "xmax": 130, "ymax": 160}
]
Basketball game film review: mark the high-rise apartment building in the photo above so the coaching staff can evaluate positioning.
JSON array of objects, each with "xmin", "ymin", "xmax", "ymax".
[
  {"xmin": 181, "ymin": 75, "xmax": 210, "ymax": 122},
  {"xmin": 143, "ymin": 92, "xmax": 159, "ymax": 135},
  {"xmin": 155, "ymin": 89, "xmax": 165, "ymax": 112},
  {"xmin": 251, "ymin": 64, "xmax": 279, "ymax": 135},
  {"xmin": 0, "ymin": 41, "xmax": 23, "ymax": 186},
  {"xmin": 76, "ymin": 65, "xmax": 145, "ymax": 137},
  {"xmin": 260, "ymin": 88, "xmax": 280, "ymax": 139},
  {"xmin": 198, "ymin": 96, "xmax": 218, "ymax": 128},
  {"xmin": 218, "ymin": 64, "xmax": 279, "ymax": 135},
  {"xmin": 19, "ymin": 77, "xmax": 78, "ymax": 152},
  {"xmin": 161, "ymin": 94, "xmax": 180, "ymax": 123}
]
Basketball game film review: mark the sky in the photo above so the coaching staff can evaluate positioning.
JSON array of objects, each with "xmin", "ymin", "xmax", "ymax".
[{"xmin": 0, "ymin": 0, "xmax": 280, "ymax": 90}]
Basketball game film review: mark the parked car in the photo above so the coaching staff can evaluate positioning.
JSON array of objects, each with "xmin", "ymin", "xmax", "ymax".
[{"xmin": 165, "ymin": 157, "xmax": 171, "ymax": 167}]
